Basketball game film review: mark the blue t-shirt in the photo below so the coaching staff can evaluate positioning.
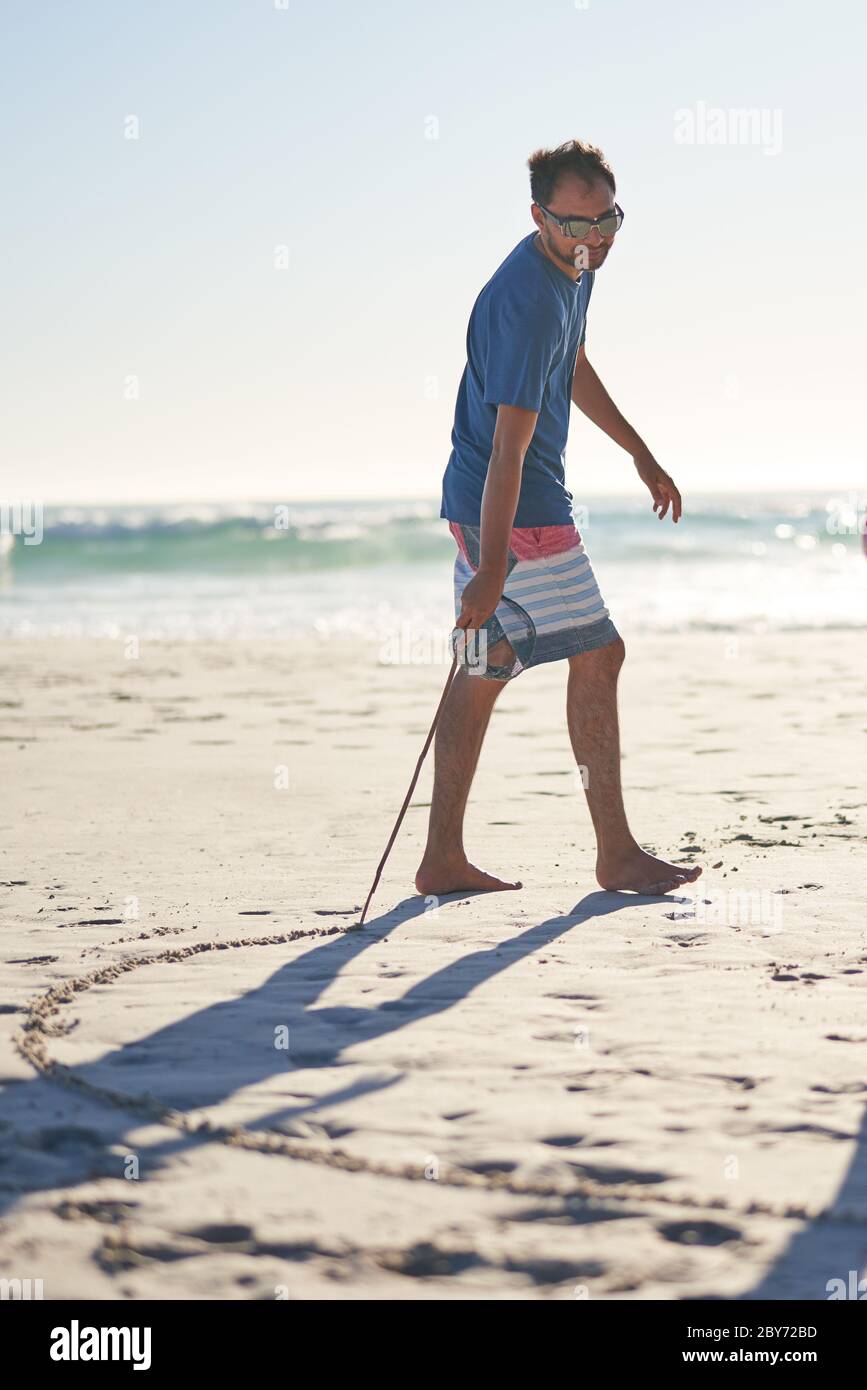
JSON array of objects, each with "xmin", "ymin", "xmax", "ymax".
[{"xmin": 440, "ymin": 233, "xmax": 594, "ymax": 527}]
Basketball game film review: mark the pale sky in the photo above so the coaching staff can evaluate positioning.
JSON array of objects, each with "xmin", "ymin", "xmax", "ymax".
[{"xmin": 2, "ymin": 0, "xmax": 864, "ymax": 504}]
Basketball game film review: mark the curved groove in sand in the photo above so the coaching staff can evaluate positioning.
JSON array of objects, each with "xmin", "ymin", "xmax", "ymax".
[{"xmin": 14, "ymin": 928, "xmax": 867, "ymax": 1230}]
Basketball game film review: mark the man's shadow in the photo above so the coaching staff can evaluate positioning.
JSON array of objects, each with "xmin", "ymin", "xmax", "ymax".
[
  {"xmin": 0, "ymin": 891, "xmax": 645, "ymax": 1210},
  {"xmin": 2, "ymin": 889, "xmax": 865, "ymax": 1299}
]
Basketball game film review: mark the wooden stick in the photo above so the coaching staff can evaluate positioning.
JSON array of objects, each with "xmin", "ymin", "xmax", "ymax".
[{"xmin": 358, "ymin": 650, "xmax": 459, "ymax": 925}]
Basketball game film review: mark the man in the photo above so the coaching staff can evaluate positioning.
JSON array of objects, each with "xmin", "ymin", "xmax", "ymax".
[{"xmin": 416, "ymin": 139, "xmax": 702, "ymax": 899}]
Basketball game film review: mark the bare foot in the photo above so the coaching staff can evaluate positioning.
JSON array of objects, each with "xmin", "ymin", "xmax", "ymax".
[
  {"xmin": 596, "ymin": 846, "xmax": 702, "ymax": 896},
  {"xmin": 415, "ymin": 855, "xmax": 522, "ymax": 897}
]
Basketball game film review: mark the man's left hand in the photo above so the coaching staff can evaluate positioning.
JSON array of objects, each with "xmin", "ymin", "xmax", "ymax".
[{"xmin": 634, "ymin": 448, "xmax": 683, "ymax": 523}]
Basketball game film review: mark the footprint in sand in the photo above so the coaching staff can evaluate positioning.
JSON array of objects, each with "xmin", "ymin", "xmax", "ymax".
[
  {"xmin": 702, "ymin": 1073, "xmax": 764, "ymax": 1091},
  {"xmin": 55, "ymin": 1198, "xmax": 138, "ymax": 1223},
  {"xmin": 541, "ymin": 1134, "xmax": 619, "ymax": 1150},
  {"xmin": 657, "ymin": 1219, "xmax": 742, "ymax": 1246},
  {"xmin": 25, "ymin": 1125, "xmax": 105, "ymax": 1154},
  {"xmin": 568, "ymin": 1160, "xmax": 671, "ymax": 1186},
  {"xmin": 185, "ymin": 1223, "xmax": 254, "ymax": 1245},
  {"xmin": 811, "ymin": 1081, "xmax": 867, "ymax": 1094},
  {"xmin": 66, "ymin": 918, "xmax": 124, "ymax": 927},
  {"xmin": 664, "ymin": 931, "xmax": 710, "ymax": 947}
]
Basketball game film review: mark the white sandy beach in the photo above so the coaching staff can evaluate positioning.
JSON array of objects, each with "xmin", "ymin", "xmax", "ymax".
[{"xmin": 1, "ymin": 632, "xmax": 865, "ymax": 1300}]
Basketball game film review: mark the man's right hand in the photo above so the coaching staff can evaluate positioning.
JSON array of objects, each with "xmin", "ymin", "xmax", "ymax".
[{"xmin": 456, "ymin": 567, "xmax": 505, "ymax": 631}]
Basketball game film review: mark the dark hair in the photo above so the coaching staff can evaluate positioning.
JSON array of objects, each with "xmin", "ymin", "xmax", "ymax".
[{"xmin": 527, "ymin": 139, "xmax": 616, "ymax": 205}]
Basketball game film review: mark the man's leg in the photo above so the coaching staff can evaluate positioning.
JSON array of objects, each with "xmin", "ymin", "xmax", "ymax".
[
  {"xmin": 415, "ymin": 637, "xmax": 522, "ymax": 896},
  {"xmin": 566, "ymin": 638, "xmax": 702, "ymax": 895}
]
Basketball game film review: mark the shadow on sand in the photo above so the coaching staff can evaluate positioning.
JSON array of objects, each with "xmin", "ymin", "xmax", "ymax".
[{"xmin": 2, "ymin": 889, "xmax": 865, "ymax": 1298}]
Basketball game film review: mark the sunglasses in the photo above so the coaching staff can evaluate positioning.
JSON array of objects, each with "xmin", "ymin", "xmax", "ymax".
[{"xmin": 535, "ymin": 200, "xmax": 625, "ymax": 240}]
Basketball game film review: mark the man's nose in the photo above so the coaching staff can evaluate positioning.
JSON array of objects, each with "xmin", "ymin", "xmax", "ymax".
[{"xmin": 584, "ymin": 226, "xmax": 603, "ymax": 247}]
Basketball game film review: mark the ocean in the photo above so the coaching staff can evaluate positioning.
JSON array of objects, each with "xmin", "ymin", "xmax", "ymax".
[{"xmin": 1, "ymin": 492, "xmax": 864, "ymax": 642}]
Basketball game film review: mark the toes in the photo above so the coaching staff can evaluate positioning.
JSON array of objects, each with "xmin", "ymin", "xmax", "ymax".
[
  {"xmin": 647, "ymin": 878, "xmax": 683, "ymax": 895},
  {"xmin": 670, "ymin": 866, "xmax": 702, "ymax": 883}
]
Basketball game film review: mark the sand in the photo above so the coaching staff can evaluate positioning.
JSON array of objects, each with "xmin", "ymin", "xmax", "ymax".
[{"xmin": 1, "ymin": 632, "xmax": 865, "ymax": 1300}]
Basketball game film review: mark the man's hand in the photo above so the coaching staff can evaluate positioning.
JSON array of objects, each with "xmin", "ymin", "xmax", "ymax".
[
  {"xmin": 456, "ymin": 567, "xmax": 504, "ymax": 631},
  {"xmin": 633, "ymin": 447, "xmax": 683, "ymax": 523}
]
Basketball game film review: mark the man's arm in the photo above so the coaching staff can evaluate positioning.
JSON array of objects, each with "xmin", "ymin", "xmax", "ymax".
[
  {"xmin": 571, "ymin": 343, "xmax": 646, "ymax": 454},
  {"xmin": 571, "ymin": 345, "xmax": 683, "ymax": 522},
  {"xmin": 456, "ymin": 404, "xmax": 538, "ymax": 631}
]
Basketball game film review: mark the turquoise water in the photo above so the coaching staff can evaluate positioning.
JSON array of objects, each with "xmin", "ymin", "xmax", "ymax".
[{"xmin": 0, "ymin": 493, "xmax": 864, "ymax": 638}]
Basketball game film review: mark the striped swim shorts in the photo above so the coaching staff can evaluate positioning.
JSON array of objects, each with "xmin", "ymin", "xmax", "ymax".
[{"xmin": 449, "ymin": 520, "xmax": 620, "ymax": 682}]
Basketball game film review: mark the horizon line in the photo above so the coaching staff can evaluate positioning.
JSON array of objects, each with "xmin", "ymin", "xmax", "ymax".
[{"xmin": 9, "ymin": 482, "xmax": 865, "ymax": 510}]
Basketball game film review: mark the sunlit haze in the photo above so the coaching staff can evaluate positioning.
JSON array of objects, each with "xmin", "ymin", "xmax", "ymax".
[{"xmin": 3, "ymin": 0, "xmax": 864, "ymax": 504}]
